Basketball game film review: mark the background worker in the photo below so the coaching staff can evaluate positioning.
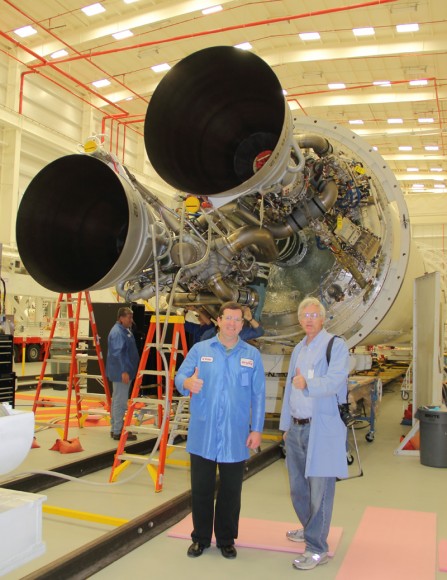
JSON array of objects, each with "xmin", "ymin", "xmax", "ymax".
[
  {"xmin": 183, "ymin": 307, "xmax": 215, "ymax": 347},
  {"xmin": 106, "ymin": 306, "xmax": 140, "ymax": 441},
  {"xmin": 175, "ymin": 301, "xmax": 265, "ymax": 560},
  {"xmin": 200, "ymin": 306, "xmax": 264, "ymax": 342},
  {"xmin": 279, "ymin": 297, "xmax": 349, "ymax": 571}
]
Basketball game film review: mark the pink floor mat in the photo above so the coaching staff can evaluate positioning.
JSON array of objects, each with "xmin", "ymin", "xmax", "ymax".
[
  {"xmin": 439, "ymin": 539, "xmax": 447, "ymax": 572},
  {"xmin": 336, "ymin": 506, "xmax": 437, "ymax": 580},
  {"xmin": 168, "ymin": 514, "xmax": 343, "ymax": 556}
]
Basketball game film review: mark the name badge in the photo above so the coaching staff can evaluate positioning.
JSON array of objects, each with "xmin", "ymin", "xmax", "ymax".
[
  {"xmin": 308, "ymin": 369, "xmax": 314, "ymax": 379},
  {"xmin": 241, "ymin": 358, "xmax": 254, "ymax": 368},
  {"xmin": 201, "ymin": 356, "xmax": 213, "ymax": 363}
]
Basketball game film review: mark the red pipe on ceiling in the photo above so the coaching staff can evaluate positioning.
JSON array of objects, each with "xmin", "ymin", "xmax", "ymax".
[
  {"xmin": 26, "ymin": 0, "xmax": 399, "ymax": 69},
  {"xmin": 4, "ymin": 0, "xmax": 148, "ymax": 106}
]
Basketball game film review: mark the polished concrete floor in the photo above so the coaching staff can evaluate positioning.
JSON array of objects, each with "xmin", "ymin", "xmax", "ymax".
[{"xmin": 2, "ymin": 369, "xmax": 447, "ymax": 579}]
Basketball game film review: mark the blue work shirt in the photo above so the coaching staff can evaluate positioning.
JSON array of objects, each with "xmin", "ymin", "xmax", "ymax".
[
  {"xmin": 106, "ymin": 322, "xmax": 140, "ymax": 382},
  {"xmin": 175, "ymin": 336, "xmax": 266, "ymax": 463},
  {"xmin": 280, "ymin": 328, "xmax": 350, "ymax": 479}
]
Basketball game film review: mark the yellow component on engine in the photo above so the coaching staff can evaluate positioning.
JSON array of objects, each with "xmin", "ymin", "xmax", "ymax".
[
  {"xmin": 83, "ymin": 139, "xmax": 99, "ymax": 154},
  {"xmin": 184, "ymin": 196, "xmax": 201, "ymax": 213}
]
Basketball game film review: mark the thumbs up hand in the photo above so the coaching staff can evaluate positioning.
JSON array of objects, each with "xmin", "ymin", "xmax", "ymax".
[
  {"xmin": 292, "ymin": 367, "xmax": 306, "ymax": 390},
  {"xmin": 184, "ymin": 366, "xmax": 204, "ymax": 394}
]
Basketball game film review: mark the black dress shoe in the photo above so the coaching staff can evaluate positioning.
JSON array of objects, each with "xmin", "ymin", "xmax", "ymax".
[
  {"xmin": 218, "ymin": 545, "xmax": 237, "ymax": 559},
  {"xmin": 112, "ymin": 433, "xmax": 137, "ymax": 441},
  {"xmin": 187, "ymin": 542, "xmax": 208, "ymax": 558}
]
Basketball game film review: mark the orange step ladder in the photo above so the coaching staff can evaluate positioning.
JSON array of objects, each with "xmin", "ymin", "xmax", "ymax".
[
  {"xmin": 109, "ymin": 314, "xmax": 189, "ymax": 492},
  {"xmin": 32, "ymin": 292, "xmax": 111, "ymax": 441}
]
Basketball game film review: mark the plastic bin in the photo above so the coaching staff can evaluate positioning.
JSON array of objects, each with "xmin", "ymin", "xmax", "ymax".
[{"xmin": 415, "ymin": 407, "xmax": 447, "ymax": 468}]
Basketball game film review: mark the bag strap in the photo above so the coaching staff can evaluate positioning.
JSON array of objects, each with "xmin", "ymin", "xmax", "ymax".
[
  {"xmin": 326, "ymin": 335, "xmax": 339, "ymax": 365},
  {"xmin": 326, "ymin": 335, "xmax": 348, "ymax": 405}
]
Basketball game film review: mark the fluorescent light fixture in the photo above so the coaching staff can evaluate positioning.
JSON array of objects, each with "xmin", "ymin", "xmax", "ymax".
[
  {"xmin": 425, "ymin": 145, "xmax": 439, "ymax": 151},
  {"xmin": 430, "ymin": 167, "xmax": 442, "ymax": 172},
  {"xmin": 372, "ymin": 146, "xmax": 378, "ymax": 151},
  {"xmin": 14, "ymin": 25, "xmax": 37, "ymax": 38},
  {"xmin": 125, "ymin": 96, "xmax": 134, "ymax": 101},
  {"xmin": 328, "ymin": 83, "xmax": 346, "ymax": 90},
  {"xmin": 50, "ymin": 49, "xmax": 69, "ymax": 59},
  {"xmin": 151, "ymin": 63, "xmax": 171, "ymax": 73},
  {"xmin": 81, "ymin": 3, "xmax": 105, "ymax": 16},
  {"xmin": 349, "ymin": 120, "xmax": 364, "ymax": 125},
  {"xmin": 202, "ymin": 5, "xmax": 222, "ymax": 15},
  {"xmin": 418, "ymin": 117, "xmax": 434, "ymax": 123},
  {"xmin": 92, "ymin": 78, "xmax": 111, "ymax": 88},
  {"xmin": 434, "ymin": 183, "xmax": 445, "ymax": 188},
  {"xmin": 282, "ymin": 89, "xmax": 288, "ymax": 96},
  {"xmin": 433, "ymin": 176, "xmax": 445, "ymax": 181},
  {"xmin": 387, "ymin": 118, "xmax": 403, "ymax": 124},
  {"xmin": 409, "ymin": 79, "xmax": 428, "ymax": 86},
  {"xmin": 373, "ymin": 80, "xmax": 391, "ymax": 87},
  {"xmin": 406, "ymin": 167, "xmax": 419, "ymax": 172},
  {"xmin": 353, "ymin": 27, "xmax": 375, "ymax": 36},
  {"xmin": 234, "ymin": 42, "xmax": 252, "ymax": 50},
  {"xmin": 299, "ymin": 32, "xmax": 321, "ymax": 41},
  {"xmin": 412, "ymin": 183, "xmax": 424, "ymax": 188},
  {"xmin": 112, "ymin": 30, "xmax": 133, "ymax": 40},
  {"xmin": 124, "ymin": 0, "xmax": 139, "ymax": 3},
  {"xmin": 396, "ymin": 23, "xmax": 419, "ymax": 33},
  {"xmin": 399, "ymin": 146, "xmax": 412, "ymax": 151}
]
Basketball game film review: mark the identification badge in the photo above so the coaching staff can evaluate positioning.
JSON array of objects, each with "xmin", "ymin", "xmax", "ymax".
[
  {"xmin": 201, "ymin": 356, "xmax": 213, "ymax": 363},
  {"xmin": 308, "ymin": 369, "xmax": 314, "ymax": 379},
  {"xmin": 241, "ymin": 358, "xmax": 254, "ymax": 368}
]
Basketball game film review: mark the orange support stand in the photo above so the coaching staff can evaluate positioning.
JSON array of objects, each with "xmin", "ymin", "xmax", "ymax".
[
  {"xmin": 32, "ymin": 292, "xmax": 111, "ymax": 443},
  {"xmin": 109, "ymin": 315, "xmax": 188, "ymax": 492}
]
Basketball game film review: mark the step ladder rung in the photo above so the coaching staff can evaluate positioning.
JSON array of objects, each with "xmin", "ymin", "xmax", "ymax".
[
  {"xmin": 169, "ymin": 428, "xmax": 189, "ymax": 435},
  {"xmin": 116, "ymin": 453, "xmax": 150, "ymax": 464},
  {"xmin": 143, "ymin": 343, "xmax": 186, "ymax": 352},
  {"xmin": 128, "ymin": 425, "xmax": 161, "ymax": 435},
  {"xmin": 139, "ymin": 370, "xmax": 168, "ymax": 376},
  {"xmin": 80, "ymin": 393, "xmax": 107, "ymax": 401},
  {"xmin": 75, "ymin": 373, "xmax": 103, "ymax": 379}
]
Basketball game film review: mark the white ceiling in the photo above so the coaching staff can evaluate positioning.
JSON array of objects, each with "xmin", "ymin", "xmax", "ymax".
[{"xmin": 1, "ymin": 0, "xmax": 446, "ymax": 196}]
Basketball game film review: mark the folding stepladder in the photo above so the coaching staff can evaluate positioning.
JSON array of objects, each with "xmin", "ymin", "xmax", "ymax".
[
  {"xmin": 32, "ymin": 292, "xmax": 111, "ymax": 441},
  {"xmin": 109, "ymin": 314, "xmax": 189, "ymax": 492}
]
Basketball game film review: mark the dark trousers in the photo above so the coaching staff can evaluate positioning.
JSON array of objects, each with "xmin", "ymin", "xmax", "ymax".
[{"xmin": 190, "ymin": 453, "xmax": 245, "ymax": 547}]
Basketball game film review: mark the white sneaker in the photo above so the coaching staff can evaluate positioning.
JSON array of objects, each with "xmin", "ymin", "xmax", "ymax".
[
  {"xmin": 293, "ymin": 550, "xmax": 328, "ymax": 570},
  {"xmin": 286, "ymin": 528, "xmax": 305, "ymax": 542}
]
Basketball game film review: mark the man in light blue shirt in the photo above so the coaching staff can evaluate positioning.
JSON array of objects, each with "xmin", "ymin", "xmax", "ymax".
[
  {"xmin": 175, "ymin": 301, "xmax": 265, "ymax": 560},
  {"xmin": 280, "ymin": 297, "xmax": 349, "ymax": 571}
]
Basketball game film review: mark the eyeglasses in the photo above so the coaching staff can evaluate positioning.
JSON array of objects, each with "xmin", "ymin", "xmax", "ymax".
[
  {"xmin": 221, "ymin": 315, "xmax": 243, "ymax": 323},
  {"xmin": 301, "ymin": 312, "xmax": 322, "ymax": 319}
]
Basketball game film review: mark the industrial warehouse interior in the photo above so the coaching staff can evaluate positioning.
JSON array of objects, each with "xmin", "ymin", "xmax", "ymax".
[{"xmin": 0, "ymin": 1, "xmax": 447, "ymax": 579}]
